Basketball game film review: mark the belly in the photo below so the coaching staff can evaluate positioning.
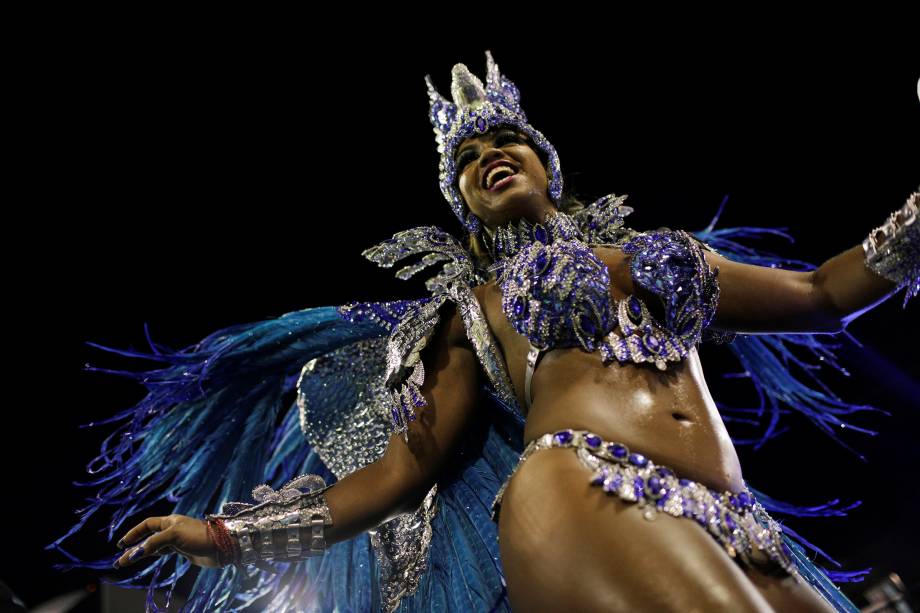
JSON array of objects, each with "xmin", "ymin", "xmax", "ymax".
[{"xmin": 522, "ymin": 345, "xmax": 745, "ymax": 494}]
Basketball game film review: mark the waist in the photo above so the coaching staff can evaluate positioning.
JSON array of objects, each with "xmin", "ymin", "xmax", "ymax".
[
  {"xmin": 523, "ymin": 380, "xmax": 745, "ymax": 494},
  {"xmin": 492, "ymin": 428, "xmax": 754, "ymax": 525},
  {"xmin": 525, "ymin": 429, "xmax": 743, "ymax": 491}
]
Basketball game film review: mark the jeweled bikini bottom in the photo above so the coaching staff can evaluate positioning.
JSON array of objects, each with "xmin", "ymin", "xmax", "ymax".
[{"xmin": 491, "ymin": 428, "xmax": 804, "ymax": 584}]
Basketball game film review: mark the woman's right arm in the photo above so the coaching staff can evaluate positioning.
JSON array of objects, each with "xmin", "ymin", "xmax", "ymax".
[
  {"xmin": 114, "ymin": 300, "xmax": 484, "ymax": 568},
  {"xmin": 323, "ymin": 299, "xmax": 483, "ymax": 543}
]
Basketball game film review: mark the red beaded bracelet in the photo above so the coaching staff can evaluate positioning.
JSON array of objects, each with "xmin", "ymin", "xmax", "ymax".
[{"xmin": 206, "ymin": 517, "xmax": 238, "ymax": 567}]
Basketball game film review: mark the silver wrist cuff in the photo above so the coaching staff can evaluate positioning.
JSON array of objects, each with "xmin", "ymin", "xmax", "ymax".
[
  {"xmin": 207, "ymin": 474, "xmax": 334, "ymax": 567},
  {"xmin": 862, "ymin": 189, "xmax": 919, "ymax": 287}
]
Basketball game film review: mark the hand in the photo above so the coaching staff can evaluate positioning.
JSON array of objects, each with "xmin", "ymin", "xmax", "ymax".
[{"xmin": 113, "ymin": 514, "xmax": 223, "ymax": 569}]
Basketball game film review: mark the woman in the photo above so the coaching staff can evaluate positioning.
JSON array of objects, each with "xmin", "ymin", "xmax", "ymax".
[{"xmin": 52, "ymin": 51, "xmax": 916, "ymax": 612}]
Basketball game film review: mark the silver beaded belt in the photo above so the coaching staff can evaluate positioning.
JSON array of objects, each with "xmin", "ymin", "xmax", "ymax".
[{"xmin": 491, "ymin": 428, "xmax": 804, "ymax": 582}]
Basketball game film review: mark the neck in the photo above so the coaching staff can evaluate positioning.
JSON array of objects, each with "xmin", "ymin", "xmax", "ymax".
[{"xmin": 481, "ymin": 208, "xmax": 584, "ymax": 264}]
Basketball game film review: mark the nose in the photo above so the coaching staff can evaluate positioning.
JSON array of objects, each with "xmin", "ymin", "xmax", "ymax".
[{"xmin": 478, "ymin": 145, "xmax": 508, "ymax": 169}]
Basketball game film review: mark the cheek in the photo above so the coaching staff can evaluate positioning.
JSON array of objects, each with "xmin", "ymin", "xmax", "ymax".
[{"xmin": 458, "ymin": 172, "xmax": 474, "ymax": 200}]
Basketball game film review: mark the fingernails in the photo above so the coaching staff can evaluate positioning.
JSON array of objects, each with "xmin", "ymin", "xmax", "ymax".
[
  {"xmin": 113, "ymin": 559, "xmax": 120, "ymax": 569},
  {"xmin": 117, "ymin": 539, "xmax": 126, "ymax": 549},
  {"xmin": 128, "ymin": 546, "xmax": 144, "ymax": 561}
]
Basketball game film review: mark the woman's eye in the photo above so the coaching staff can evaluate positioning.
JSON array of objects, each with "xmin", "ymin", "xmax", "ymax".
[{"xmin": 456, "ymin": 132, "xmax": 521, "ymax": 169}]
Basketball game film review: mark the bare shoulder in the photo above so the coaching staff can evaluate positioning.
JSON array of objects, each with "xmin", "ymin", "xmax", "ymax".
[
  {"xmin": 471, "ymin": 278, "xmax": 500, "ymax": 310},
  {"xmin": 472, "ymin": 277, "xmax": 498, "ymax": 298},
  {"xmin": 590, "ymin": 244, "xmax": 626, "ymax": 265}
]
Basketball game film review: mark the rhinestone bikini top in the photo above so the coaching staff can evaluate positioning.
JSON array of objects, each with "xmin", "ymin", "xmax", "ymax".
[{"xmin": 484, "ymin": 207, "xmax": 724, "ymax": 411}]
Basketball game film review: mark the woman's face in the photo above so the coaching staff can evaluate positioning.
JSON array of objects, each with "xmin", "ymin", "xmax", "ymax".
[{"xmin": 455, "ymin": 126, "xmax": 557, "ymax": 231}]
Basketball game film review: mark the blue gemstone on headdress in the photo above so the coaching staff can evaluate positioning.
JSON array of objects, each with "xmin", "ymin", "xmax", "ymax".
[
  {"xmin": 656, "ymin": 467, "xmax": 673, "ymax": 478},
  {"xmin": 512, "ymin": 295, "xmax": 528, "ymax": 319},
  {"xmin": 476, "ymin": 117, "xmax": 487, "ymax": 132},
  {"xmin": 553, "ymin": 430, "xmax": 573, "ymax": 445},
  {"xmin": 629, "ymin": 453, "xmax": 648, "ymax": 467},
  {"xmin": 607, "ymin": 443, "xmax": 628, "ymax": 459},
  {"xmin": 643, "ymin": 332, "xmax": 661, "ymax": 352},
  {"xmin": 584, "ymin": 433, "xmax": 602, "ymax": 448},
  {"xmin": 679, "ymin": 478, "xmax": 691, "ymax": 486}
]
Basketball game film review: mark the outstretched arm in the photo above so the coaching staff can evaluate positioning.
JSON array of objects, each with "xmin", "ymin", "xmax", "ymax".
[
  {"xmin": 704, "ymin": 190, "xmax": 918, "ymax": 335},
  {"xmin": 703, "ymin": 244, "xmax": 899, "ymax": 335},
  {"xmin": 115, "ymin": 301, "xmax": 484, "ymax": 569}
]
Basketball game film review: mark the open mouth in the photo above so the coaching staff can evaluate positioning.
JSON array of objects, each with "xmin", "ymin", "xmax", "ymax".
[
  {"xmin": 483, "ymin": 164, "xmax": 519, "ymax": 190},
  {"xmin": 487, "ymin": 173, "xmax": 517, "ymax": 191}
]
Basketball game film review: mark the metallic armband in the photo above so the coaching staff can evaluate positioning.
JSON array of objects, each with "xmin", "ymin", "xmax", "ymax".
[
  {"xmin": 205, "ymin": 474, "xmax": 334, "ymax": 568},
  {"xmin": 862, "ymin": 189, "xmax": 919, "ymax": 291}
]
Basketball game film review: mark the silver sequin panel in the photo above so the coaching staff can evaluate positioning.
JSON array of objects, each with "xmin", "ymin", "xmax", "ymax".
[{"xmin": 297, "ymin": 337, "xmax": 437, "ymax": 613}]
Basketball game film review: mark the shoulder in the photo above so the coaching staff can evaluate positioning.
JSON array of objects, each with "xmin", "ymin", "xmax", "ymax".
[
  {"xmin": 433, "ymin": 294, "xmax": 476, "ymax": 352},
  {"xmin": 471, "ymin": 278, "xmax": 497, "ymax": 301}
]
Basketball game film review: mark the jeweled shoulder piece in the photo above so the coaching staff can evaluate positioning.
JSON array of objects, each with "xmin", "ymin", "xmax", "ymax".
[
  {"xmin": 572, "ymin": 193, "xmax": 639, "ymax": 246},
  {"xmin": 361, "ymin": 225, "xmax": 485, "ymax": 295},
  {"xmin": 359, "ymin": 225, "xmax": 487, "ymax": 440}
]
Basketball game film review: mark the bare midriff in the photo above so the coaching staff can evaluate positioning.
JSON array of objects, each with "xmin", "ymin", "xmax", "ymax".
[{"xmin": 472, "ymin": 245, "xmax": 745, "ymax": 495}]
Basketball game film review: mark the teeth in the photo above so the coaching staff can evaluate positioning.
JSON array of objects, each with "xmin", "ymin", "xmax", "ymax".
[{"xmin": 486, "ymin": 165, "xmax": 516, "ymax": 188}]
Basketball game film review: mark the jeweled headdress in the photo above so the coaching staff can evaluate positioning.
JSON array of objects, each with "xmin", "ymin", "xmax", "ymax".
[{"xmin": 425, "ymin": 50, "xmax": 564, "ymax": 235}]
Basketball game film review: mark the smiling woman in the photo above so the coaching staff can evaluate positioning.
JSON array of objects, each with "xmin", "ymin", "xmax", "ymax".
[
  {"xmin": 48, "ymin": 49, "xmax": 917, "ymax": 613},
  {"xmin": 453, "ymin": 125, "xmax": 590, "ymax": 275}
]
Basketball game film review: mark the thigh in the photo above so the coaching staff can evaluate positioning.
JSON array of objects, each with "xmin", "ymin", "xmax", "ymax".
[{"xmin": 497, "ymin": 447, "xmax": 776, "ymax": 613}]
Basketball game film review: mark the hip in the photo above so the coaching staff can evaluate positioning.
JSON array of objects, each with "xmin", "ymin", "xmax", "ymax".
[
  {"xmin": 492, "ymin": 431, "xmax": 836, "ymax": 612},
  {"xmin": 492, "ymin": 428, "xmax": 799, "ymax": 580}
]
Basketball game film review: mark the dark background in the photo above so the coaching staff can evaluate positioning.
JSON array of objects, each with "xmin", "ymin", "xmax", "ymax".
[{"xmin": 8, "ymin": 24, "xmax": 919, "ymax": 611}]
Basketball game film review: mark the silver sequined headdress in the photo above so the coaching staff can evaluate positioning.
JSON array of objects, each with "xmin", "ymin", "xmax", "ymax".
[{"xmin": 426, "ymin": 50, "xmax": 564, "ymax": 235}]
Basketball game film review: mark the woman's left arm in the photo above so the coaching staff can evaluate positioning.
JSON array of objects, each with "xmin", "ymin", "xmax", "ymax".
[{"xmin": 703, "ymin": 189, "xmax": 919, "ymax": 335}]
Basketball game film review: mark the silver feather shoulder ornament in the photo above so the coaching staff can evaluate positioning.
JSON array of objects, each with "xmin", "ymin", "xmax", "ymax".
[
  {"xmin": 360, "ymin": 225, "xmax": 486, "ymax": 295},
  {"xmin": 359, "ymin": 225, "xmax": 488, "ymax": 441}
]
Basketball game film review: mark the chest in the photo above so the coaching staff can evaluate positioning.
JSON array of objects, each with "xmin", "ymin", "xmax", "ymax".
[{"xmin": 474, "ymin": 246, "xmax": 666, "ymax": 411}]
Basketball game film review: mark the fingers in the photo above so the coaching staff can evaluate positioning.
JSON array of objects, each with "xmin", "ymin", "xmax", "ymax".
[
  {"xmin": 116, "ymin": 516, "xmax": 168, "ymax": 550},
  {"xmin": 114, "ymin": 526, "xmax": 175, "ymax": 569}
]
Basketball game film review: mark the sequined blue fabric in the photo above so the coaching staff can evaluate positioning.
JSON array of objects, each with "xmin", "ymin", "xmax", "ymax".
[{"xmin": 489, "ymin": 210, "xmax": 723, "ymax": 371}]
